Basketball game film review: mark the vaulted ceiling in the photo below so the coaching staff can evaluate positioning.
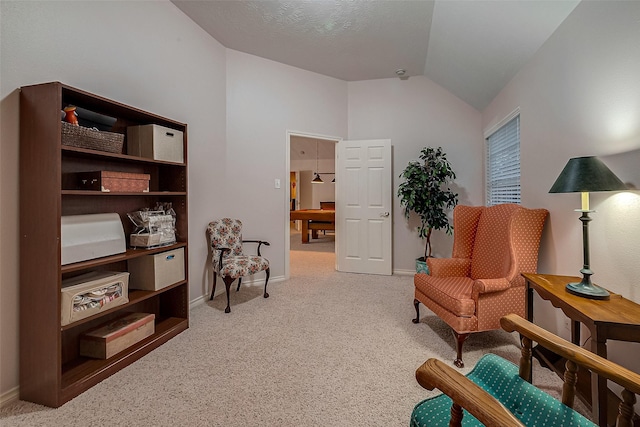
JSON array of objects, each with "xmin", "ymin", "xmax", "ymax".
[{"xmin": 172, "ymin": 0, "xmax": 580, "ymax": 111}]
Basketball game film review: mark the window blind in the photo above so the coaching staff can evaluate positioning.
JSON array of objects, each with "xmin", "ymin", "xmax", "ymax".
[{"xmin": 485, "ymin": 115, "xmax": 520, "ymax": 205}]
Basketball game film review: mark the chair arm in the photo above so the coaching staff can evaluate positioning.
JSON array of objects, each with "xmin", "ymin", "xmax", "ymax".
[
  {"xmin": 473, "ymin": 277, "xmax": 512, "ymax": 294},
  {"xmin": 501, "ymin": 314, "xmax": 640, "ymax": 395},
  {"xmin": 243, "ymin": 239, "xmax": 270, "ymax": 257},
  {"xmin": 416, "ymin": 358, "xmax": 525, "ymax": 427},
  {"xmin": 427, "ymin": 258, "xmax": 471, "ymax": 277},
  {"xmin": 212, "ymin": 246, "xmax": 230, "ymax": 270}
]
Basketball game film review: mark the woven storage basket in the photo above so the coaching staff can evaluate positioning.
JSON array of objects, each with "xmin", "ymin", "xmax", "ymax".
[{"xmin": 61, "ymin": 121, "xmax": 124, "ymax": 154}]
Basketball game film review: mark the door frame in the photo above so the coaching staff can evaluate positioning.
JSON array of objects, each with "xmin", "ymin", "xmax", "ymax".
[{"xmin": 285, "ymin": 130, "xmax": 342, "ymax": 280}]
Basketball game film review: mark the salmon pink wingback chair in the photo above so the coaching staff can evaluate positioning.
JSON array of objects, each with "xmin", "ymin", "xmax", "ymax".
[{"xmin": 413, "ymin": 204, "xmax": 548, "ymax": 368}]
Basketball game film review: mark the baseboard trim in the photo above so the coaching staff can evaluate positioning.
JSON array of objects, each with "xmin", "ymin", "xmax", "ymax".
[
  {"xmin": 189, "ymin": 275, "xmax": 286, "ymax": 309},
  {"xmin": 393, "ymin": 269, "xmax": 417, "ymax": 276},
  {"xmin": 0, "ymin": 386, "xmax": 19, "ymax": 408}
]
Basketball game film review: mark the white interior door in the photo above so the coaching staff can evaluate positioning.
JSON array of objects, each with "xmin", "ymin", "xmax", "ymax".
[{"xmin": 336, "ymin": 139, "xmax": 392, "ymax": 275}]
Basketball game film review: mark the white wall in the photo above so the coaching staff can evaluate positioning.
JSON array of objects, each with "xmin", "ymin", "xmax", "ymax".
[
  {"xmin": 222, "ymin": 50, "xmax": 347, "ymax": 282},
  {"xmin": 483, "ymin": 0, "xmax": 640, "ymax": 375},
  {"xmin": 348, "ymin": 76, "xmax": 484, "ymax": 271},
  {"xmin": 0, "ymin": 0, "xmax": 226, "ymax": 399}
]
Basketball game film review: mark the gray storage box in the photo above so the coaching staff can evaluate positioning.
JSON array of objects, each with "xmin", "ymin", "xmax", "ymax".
[
  {"xmin": 61, "ymin": 213, "xmax": 126, "ymax": 265},
  {"xmin": 128, "ymin": 248, "xmax": 185, "ymax": 291},
  {"xmin": 127, "ymin": 124, "xmax": 184, "ymax": 163}
]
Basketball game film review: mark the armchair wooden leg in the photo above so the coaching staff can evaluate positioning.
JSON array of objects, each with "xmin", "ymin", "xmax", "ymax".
[
  {"xmin": 453, "ymin": 331, "xmax": 469, "ymax": 368},
  {"xmin": 236, "ymin": 278, "xmax": 242, "ymax": 292},
  {"xmin": 209, "ymin": 273, "xmax": 217, "ymax": 301},
  {"xmin": 263, "ymin": 268, "xmax": 270, "ymax": 298},
  {"xmin": 412, "ymin": 299, "xmax": 421, "ymax": 324},
  {"xmin": 223, "ymin": 276, "xmax": 235, "ymax": 313}
]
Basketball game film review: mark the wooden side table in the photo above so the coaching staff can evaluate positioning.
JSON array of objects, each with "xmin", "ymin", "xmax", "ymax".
[{"xmin": 523, "ymin": 273, "xmax": 640, "ymax": 427}]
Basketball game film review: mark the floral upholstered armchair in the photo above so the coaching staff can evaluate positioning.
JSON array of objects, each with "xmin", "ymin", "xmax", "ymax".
[
  {"xmin": 207, "ymin": 218, "xmax": 270, "ymax": 313},
  {"xmin": 413, "ymin": 204, "xmax": 548, "ymax": 367}
]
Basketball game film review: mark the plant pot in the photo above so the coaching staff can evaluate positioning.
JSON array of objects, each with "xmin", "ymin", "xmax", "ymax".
[{"xmin": 415, "ymin": 257, "xmax": 430, "ymax": 275}]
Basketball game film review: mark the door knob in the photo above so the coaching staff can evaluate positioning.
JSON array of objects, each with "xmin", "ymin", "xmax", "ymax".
[{"xmin": 380, "ymin": 212, "xmax": 390, "ymax": 217}]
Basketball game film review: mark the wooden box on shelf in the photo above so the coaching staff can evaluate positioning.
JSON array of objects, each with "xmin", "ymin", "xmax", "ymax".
[
  {"xmin": 75, "ymin": 171, "xmax": 151, "ymax": 192},
  {"xmin": 19, "ymin": 81, "xmax": 189, "ymax": 408},
  {"xmin": 79, "ymin": 312, "xmax": 155, "ymax": 359}
]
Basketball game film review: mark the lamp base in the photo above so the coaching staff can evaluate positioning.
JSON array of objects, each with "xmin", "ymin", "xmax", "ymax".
[{"xmin": 566, "ymin": 282, "xmax": 610, "ymax": 300}]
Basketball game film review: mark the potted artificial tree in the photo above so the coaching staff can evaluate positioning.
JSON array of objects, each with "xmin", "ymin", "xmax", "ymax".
[{"xmin": 398, "ymin": 146, "xmax": 458, "ymax": 273}]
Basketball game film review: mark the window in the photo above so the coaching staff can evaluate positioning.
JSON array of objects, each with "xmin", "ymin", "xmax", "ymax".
[{"xmin": 485, "ymin": 114, "xmax": 520, "ymax": 205}]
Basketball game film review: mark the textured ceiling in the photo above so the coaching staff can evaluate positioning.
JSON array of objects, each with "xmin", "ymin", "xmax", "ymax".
[{"xmin": 172, "ymin": 0, "xmax": 580, "ymax": 110}]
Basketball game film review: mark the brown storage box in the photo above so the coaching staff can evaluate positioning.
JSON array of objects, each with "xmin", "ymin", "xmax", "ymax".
[
  {"xmin": 76, "ymin": 171, "xmax": 150, "ymax": 192},
  {"xmin": 128, "ymin": 248, "xmax": 185, "ymax": 291},
  {"xmin": 79, "ymin": 312, "xmax": 155, "ymax": 359}
]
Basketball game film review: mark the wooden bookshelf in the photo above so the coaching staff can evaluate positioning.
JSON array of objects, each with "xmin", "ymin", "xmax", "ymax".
[{"xmin": 19, "ymin": 82, "xmax": 189, "ymax": 407}]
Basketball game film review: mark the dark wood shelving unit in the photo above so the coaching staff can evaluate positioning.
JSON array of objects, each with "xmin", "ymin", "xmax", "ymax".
[{"xmin": 19, "ymin": 81, "xmax": 189, "ymax": 407}]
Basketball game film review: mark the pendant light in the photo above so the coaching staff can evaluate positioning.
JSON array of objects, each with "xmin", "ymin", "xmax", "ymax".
[{"xmin": 312, "ymin": 141, "xmax": 324, "ymax": 183}]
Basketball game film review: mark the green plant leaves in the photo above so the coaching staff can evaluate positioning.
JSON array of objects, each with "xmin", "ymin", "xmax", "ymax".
[{"xmin": 397, "ymin": 146, "xmax": 458, "ymax": 259}]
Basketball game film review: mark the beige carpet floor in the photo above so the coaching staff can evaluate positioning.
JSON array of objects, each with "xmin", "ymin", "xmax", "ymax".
[{"xmin": 1, "ymin": 234, "xmax": 587, "ymax": 426}]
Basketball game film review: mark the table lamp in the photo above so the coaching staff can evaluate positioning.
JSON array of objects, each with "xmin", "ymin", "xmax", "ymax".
[{"xmin": 549, "ymin": 156, "xmax": 627, "ymax": 300}]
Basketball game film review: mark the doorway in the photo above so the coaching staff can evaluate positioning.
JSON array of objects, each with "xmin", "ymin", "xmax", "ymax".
[{"xmin": 285, "ymin": 131, "xmax": 340, "ymax": 279}]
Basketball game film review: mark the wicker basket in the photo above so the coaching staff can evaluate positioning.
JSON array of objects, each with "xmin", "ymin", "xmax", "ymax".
[{"xmin": 61, "ymin": 121, "xmax": 124, "ymax": 154}]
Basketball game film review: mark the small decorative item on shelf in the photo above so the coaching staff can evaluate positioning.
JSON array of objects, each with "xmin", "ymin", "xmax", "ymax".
[
  {"xmin": 63, "ymin": 105, "xmax": 79, "ymax": 125},
  {"xmin": 127, "ymin": 203, "xmax": 177, "ymax": 248}
]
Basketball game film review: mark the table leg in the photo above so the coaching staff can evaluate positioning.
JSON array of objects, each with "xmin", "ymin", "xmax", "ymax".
[
  {"xmin": 301, "ymin": 220, "xmax": 309, "ymax": 244},
  {"xmin": 571, "ymin": 320, "xmax": 581, "ymax": 346},
  {"xmin": 591, "ymin": 332, "xmax": 608, "ymax": 427},
  {"xmin": 526, "ymin": 282, "xmax": 534, "ymax": 382}
]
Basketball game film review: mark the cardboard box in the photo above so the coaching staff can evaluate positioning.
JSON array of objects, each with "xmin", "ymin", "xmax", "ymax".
[
  {"xmin": 75, "ymin": 171, "xmax": 150, "ymax": 193},
  {"xmin": 127, "ymin": 124, "xmax": 184, "ymax": 163},
  {"xmin": 61, "ymin": 271, "xmax": 129, "ymax": 326},
  {"xmin": 61, "ymin": 213, "xmax": 126, "ymax": 265},
  {"xmin": 128, "ymin": 248, "xmax": 185, "ymax": 291},
  {"xmin": 80, "ymin": 312, "xmax": 155, "ymax": 359}
]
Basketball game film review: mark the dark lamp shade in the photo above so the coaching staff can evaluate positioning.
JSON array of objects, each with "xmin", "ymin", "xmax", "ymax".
[
  {"xmin": 549, "ymin": 156, "xmax": 627, "ymax": 193},
  {"xmin": 312, "ymin": 174, "xmax": 324, "ymax": 183}
]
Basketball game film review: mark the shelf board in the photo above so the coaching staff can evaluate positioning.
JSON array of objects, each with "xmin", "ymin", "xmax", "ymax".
[
  {"xmin": 61, "ymin": 242, "xmax": 187, "ymax": 273},
  {"xmin": 61, "ymin": 316, "xmax": 188, "ymax": 396},
  {"xmin": 61, "ymin": 145, "xmax": 186, "ymax": 166},
  {"xmin": 61, "ymin": 190, "xmax": 186, "ymax": 196}
]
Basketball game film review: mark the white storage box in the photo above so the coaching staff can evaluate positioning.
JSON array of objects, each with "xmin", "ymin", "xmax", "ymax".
[
  {"xmin": 61, "ymin": 213, "xmax": 126, "ymax": 265},
  {"xmin": 128, "ymin": 248, "xmax": 185, "ymax": 291},
  {"xmin": 61, "ymin": 271, "xmax": 129, "ymax": 326},
  {"xmin": 127, "ymin": 124, "xmax": 184, "ymax": 163}
]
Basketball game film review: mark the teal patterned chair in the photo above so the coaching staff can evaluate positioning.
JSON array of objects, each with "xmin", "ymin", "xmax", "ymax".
[{"xmin": 411, "ymin": 314, "xmax": 640, "ymax": 427}]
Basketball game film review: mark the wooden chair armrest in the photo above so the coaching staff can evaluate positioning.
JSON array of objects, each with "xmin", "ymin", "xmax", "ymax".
[
  {"xmin": 214, "ymin": 247, "xmax": 230, "ymax": 270},
  {"xmin": 242, "ymin": 239, "xmax": 270, "ymax": 256},
  {"xmin": 416, "ymin": 358, "xmax": 525, "ymax": 427},
  {"xmin": 501, "ymin": 314, "xmax": 640, "ymax": 395}
]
